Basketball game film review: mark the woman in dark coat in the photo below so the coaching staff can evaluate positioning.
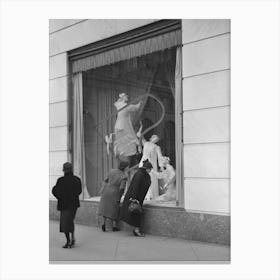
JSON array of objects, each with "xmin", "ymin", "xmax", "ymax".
[
  {"xmin": 98, "ymin": 161, "xmax": 129, "ymax": 232},
  {"xmin": 52, "ymin": 162, "xmax": 82, "ymax": 248},
  {"xmin": 120, "ymin": 159, "xmax": 152, "ymax": 237}
]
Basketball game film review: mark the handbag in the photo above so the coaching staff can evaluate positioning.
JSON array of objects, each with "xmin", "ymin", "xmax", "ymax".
[{"xmin": 128, "ymin": 198, "xmax": 142, "ymax": 214}]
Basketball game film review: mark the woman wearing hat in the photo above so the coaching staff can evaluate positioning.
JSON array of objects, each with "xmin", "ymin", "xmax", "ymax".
[
  {"xmin": 52, "ymin": 162, "xmax": 82, "ymax": 248},
  {"xmin": 120, "ymin": 159, "xmax": 152, "ymax": 237},
  {"xmin": 98, "ymin": 160, "xmax": 129, "ymax": 232}
]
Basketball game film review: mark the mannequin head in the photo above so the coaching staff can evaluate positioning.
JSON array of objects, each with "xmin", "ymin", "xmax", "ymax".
[
  {"xmin": 162, "ymin": 156, "xmax": 170, "ymax": 167},
  {"xmin": 118, "ymin": 92, "xmax": 128, "ymax": 103},
  {"xmin": 150, "ymin": 134, "xmax": 159, "ymax": 144}
]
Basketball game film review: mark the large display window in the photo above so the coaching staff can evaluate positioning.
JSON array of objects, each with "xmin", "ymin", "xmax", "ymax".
[{"xmin": 70, "ymin": 21, "xmax": 183, "ymax": 206}]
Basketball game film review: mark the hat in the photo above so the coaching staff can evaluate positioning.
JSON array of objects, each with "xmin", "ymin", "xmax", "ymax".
[
  {"xmin": 63, "ymin": 162, "xmax": 73, "ymax": 173},
  {"xmin": 150, "ymin": 134, "xmax": 159, "ymax": 143},
  {"xmin": 142, "ymin": 159, "xmax": 153, "ymax": 169},
  {"xmin": 118, "ymin": 161, "xmax": 129, "ymax": 171},
  {"xmin": 119, "ymin": 92, "xmax": 128, "ymax": 99}
]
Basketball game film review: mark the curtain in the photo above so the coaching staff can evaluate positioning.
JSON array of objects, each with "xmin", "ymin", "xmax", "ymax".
[
  {"xmin": 83, "ymin": 57, "xmax": 159, "ymax": 196},
  {"xmin": 174, "ymin": 47, "xmax": 183, "ymax": 205},
  {"xmin": 73, "ymin": 30, "xmax": 181, "ymax": 73},
  {"xmin": 131, "ymin": 67, "xmax": 158, "ymax": 126},
  {"xmin": 83, "ymin": 70, "xmax": 119, "ymax": 197},
  {"xmin": 164, "ymin": 50, "xmax": 176, "ymax": 97},
  {"xmin": 73, "ymin": 72, "xmax": 90, "ymax": 199}
]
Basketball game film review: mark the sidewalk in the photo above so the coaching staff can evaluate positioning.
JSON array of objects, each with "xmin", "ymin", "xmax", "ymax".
[{"xmin": 49, "ymin": 220, "xmax": 230, "ymax": 263}]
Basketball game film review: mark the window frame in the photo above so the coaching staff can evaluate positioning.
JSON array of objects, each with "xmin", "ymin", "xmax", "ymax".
[{"xmin": 68, "ymin": 19, "xmax": 184, "ymax": 207}]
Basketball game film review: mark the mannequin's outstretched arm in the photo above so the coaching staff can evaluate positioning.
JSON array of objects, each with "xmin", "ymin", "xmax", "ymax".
[
  {"xmin": 136, "ymin": 121, "xmax": 147, "ymax": 150},
  {"xmin": 136, "ymin": 120, "xmax": 143, "ymax": 138},
  {"xmin": 127, "ymin": 100, "xmax": 143, "ymax": 112}
]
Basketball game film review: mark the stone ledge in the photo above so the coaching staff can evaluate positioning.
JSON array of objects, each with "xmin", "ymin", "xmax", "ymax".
[{"xmin": 49, "ymin": 200, "xmax": 230, "ymax": 245}]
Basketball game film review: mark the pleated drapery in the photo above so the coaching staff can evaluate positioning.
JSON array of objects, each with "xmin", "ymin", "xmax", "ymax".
[
  {"xmin": 131, "ymin": 68, "xmax": 158, "ymax": 127},
  {"xmin": 72, "ymin": 30, "xmax": 181, "ymax": 73},
  {"xmin": 164, "ymin": 55, "xmax": 176, "ymax": 97},
  {"xmin": 72, "ymin": 72, "xmax": 90, "ymax": 199},
  {"xmin": 83, "ymin": 62, "xmax": 159, "ymax": 197}
]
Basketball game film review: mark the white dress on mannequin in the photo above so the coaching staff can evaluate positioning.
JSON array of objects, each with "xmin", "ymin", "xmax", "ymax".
[
  {"xmin": 139, "ymin": 137, "xmax": 164, "ymax": 200},
  {"xmin": 153, "ymin": 163, "xmax": 176, "ymax": 202}
]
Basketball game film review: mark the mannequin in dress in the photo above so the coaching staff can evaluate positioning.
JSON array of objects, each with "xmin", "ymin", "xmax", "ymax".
[
  {"xmin": 138, "ymin": 130, "xmax": 164, "ymax": 200},
  {"xmin": 153, "ymin": 157, "xmax": 176, "ymax": 202},
  {"xmin": 105, "ymin": 93, "xmax": 143, "ymax": 163}
]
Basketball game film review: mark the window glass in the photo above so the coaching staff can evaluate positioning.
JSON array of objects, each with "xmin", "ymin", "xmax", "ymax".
[{"xmin": 82, "ymin": 48, "xmax": 177, "ymax": 206}]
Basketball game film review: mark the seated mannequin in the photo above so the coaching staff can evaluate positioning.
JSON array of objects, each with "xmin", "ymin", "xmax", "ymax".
[{"xmin": 152, "ymin": 157, "xmax": 176, "ymax": 202}]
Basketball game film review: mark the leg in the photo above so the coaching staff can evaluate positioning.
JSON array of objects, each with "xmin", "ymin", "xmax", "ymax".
[
  {"xmin": 112, "ymin": 220, "xmax": 117, "ymax": 227},
  {"xmin": 132, "ymin": 213, "xmax": 145, "ymax": 237},
  {"xmin": 70, "ymin": 227, "xmax": 75, "ymax": 246},
  {"xmin": 102, "ymin": 217, "xmax": 107, "ymax": 232},
  {"xmin": 63, "ymin": 232, "xmax": 71, "ymax": 248},
  {"xmin": 112, "ymin": 220, "xmax": 120, "ymax": 232},
  {"xmin": 70, "ymin": 209, "xmax": 76, "ymax": 246},
  {"xmin": 70, "ymin": 231, "xmax": 75, "ymax": 242}
]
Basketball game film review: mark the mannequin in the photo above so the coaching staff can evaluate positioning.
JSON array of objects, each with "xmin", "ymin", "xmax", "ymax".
[
  {"xmin": 138, "ymin": 129, "xmax": 164, "ymax": 200},
  {"xmin": 153, "ymin": 157, "xmax": 176, "ymax": 202},
  {"xmin": 105, "ymin": 93, "xmax": 142, "ymax": 161}
]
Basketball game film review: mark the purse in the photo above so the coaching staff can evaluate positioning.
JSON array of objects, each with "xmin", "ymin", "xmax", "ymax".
[{"xmin": 128, "ymin": 198, "xmax": 142, "ymax": 214}]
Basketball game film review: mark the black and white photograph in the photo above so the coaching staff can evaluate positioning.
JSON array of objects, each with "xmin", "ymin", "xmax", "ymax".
[
  {"xmin": 1, "ymin": 0, "xmax": 280, "ymax": 279},
  {"xmin": 49, "ymin": 19, "xmax": 231, "ymax": 263}
]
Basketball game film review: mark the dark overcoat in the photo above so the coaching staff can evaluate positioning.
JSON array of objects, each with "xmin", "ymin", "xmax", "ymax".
[
  {"xmin": 120, "ymin": 167, "xmax": 151, "ymax": 227},
  {"xmin": 52, "ymin": 173, "xmax": 82, "ymax": 211}
]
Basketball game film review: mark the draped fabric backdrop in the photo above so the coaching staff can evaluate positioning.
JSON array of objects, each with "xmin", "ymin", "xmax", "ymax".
[
  {"xmin": 72, "ymin": 73, "xmax": 90, "ymax": 199},
  {"xmin": 83, "ymin": 57, "xmax": 159, "ymax": 197},
  {"xmin": 164, "ymin": 51, "xmax": 176, "ymax": 97}
]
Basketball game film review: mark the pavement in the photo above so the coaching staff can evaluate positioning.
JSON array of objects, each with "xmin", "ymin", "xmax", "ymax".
[{"xmin": 49, "ymin": 220, "xmax": 230, "ymax": 263}]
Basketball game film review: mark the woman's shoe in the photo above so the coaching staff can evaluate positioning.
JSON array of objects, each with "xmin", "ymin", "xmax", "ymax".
[
  {"xmin": 62, "ymin": 242, "xmax": 71, "ymax": 248},
  {"xmin": 133, "ymin": 229, "xmax": 145, "ymax": 237},
  {"xmin": 101, "ymin": 224, "xmax": 106, "ymax": 232},
  {"xmin": 112, "ymin": 227, "xmax": 120, "ymax": 232},
  {"xmin": 70, "ymin": 239, "xmax": 75, "ymax": 247}
]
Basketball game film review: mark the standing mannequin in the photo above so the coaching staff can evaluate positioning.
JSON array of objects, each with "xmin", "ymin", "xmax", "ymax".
[
  {"xmin": 113, "ymin": 93, "xmax": 142, "ymax": 160},
  {"xmin": 139, "ymin": 134, "xmax": 164, "ymax": 200}
]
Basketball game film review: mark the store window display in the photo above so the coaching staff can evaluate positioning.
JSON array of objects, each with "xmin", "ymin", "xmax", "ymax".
[{"xmin": 82, "ymin": 49, "xmax": 177, "ymax": 202}]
